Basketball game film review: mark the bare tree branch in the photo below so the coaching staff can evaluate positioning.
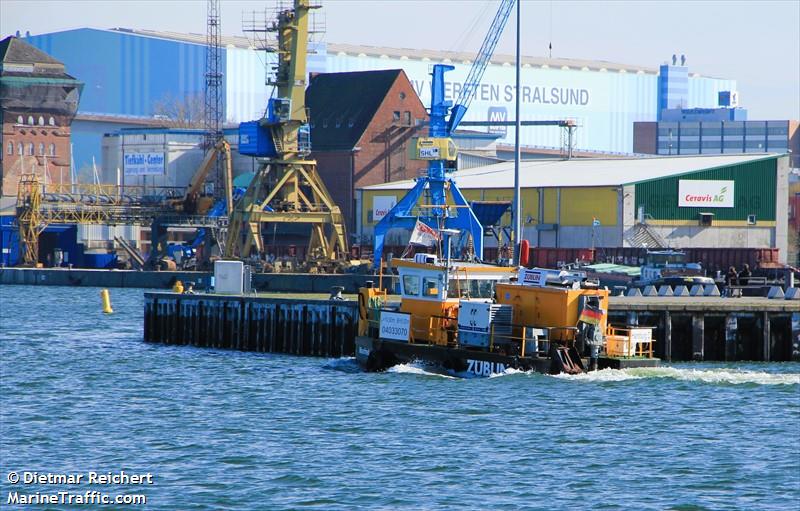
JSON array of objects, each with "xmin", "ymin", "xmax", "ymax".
[{"xmin": 152, "ymin": 93, "xmax": 207, "ymax": 128}]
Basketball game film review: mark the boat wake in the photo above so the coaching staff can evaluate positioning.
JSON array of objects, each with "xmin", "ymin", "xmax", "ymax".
[
  {"xmin": 386, "ymin": 362, "xmax": 532, "ymax": 380},
  {"xmin": 387, "ymin": 362, "xmax": 458, "ymax": 379},
  {"xmin": 321, "ymin": 357, "xmax": 362, "ymax": 373},
  {"xmin": 553, "ymin": 366, "xmax": 800, "ymax": 385},
  {"xmin": 488, "ymin": 366, "xmax": 532, "ymax": 378}
]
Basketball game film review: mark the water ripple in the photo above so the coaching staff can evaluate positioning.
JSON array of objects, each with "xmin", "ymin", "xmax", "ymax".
[{"xmin": 1, "ymin": 285, "xmax": 798, "ymax": 510}]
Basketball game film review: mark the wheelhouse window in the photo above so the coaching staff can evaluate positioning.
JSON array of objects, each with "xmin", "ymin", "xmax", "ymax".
[
  {"xmin": 402, "ymin": 275, "xmax": 420, "ymax": 296},
  {"xmin": 447, "ymin": 279, "xmax": 496, "ymax": 299},
  {"xmin": 422, "ymin": 277, "xmax": 440, "ymax": 297}
]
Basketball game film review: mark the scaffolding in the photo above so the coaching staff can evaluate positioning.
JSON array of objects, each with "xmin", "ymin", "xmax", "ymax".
[{"xmin": 14, "ymin": 175, "xmax": 177, "ymax": 266}]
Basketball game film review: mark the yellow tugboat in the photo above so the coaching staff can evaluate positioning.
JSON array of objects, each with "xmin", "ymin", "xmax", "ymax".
[{"xmin": 356, "ymin": 254, "xmax": 659, "ymax": 377}]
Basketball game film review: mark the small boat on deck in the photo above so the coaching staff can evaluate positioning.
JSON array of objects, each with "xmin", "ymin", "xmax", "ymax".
[{"xmin": 355, "ymin": 254, "xmax": 659, "ymax": 377}]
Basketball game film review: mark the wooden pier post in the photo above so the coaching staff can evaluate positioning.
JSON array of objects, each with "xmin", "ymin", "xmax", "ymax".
[
  {"xmin": 725, "ymin": 314, "xmax": 737, "ymax": 361},
  {"xmin": 762, "ymin": 311, "xmax": 771, "ymax": 362},
  {"xmin": 692, "ymin": 313, "xmax": 704, "ymax": 361},
  {"xmin": 663, "ymin": 311, "xmax": 672, "ymax": 362}
]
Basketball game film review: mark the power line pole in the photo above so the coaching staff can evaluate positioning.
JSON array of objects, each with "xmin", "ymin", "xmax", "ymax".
[{"xmin": 512, "ymin": 0, "xmax": 522, "ymax": 265}]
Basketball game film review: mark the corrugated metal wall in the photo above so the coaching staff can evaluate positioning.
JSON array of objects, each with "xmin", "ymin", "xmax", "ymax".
[
  {"xmin": 688, "ymin": 76, "xmax": 737, "ymax": 110},
  {"xmin": 634, "ymin": 156, "xmax": 777, "ymax": 221},
  {"xmin": 559, "ymin": 188, "xmax": 617, "ymax": 226},
  {"xmin": 28, "ymin": 30, "xmax": 734, "ymax": 154},
  {"xmin": 27, "ymin": 29, "xmax": 219, "ymax": 118}
]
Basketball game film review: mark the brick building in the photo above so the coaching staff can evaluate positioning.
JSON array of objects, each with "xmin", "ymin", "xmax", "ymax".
[
  {"xmin": 306, "ymin": 69, "xmax": 428, "ymax": 231},
  {"xmin": 0, "ymin": 36, "xmax": 82, "ymax": 198}
]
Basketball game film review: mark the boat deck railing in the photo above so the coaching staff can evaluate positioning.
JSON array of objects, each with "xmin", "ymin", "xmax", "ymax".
[
  {"xmin": 605, "ymin": 325, "xmax": 656, "ymax": 358},
  {"xmin": 369, "ymin": 310, "xmax": 657, "ymax": 360},
  {"xmin": 489, "ymin": 323, "xmax": 578, "ymax": 357}
]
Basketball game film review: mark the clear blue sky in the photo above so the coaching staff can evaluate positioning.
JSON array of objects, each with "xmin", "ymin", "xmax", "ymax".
[{"xmin": 2, "ymin": 0, "xmax": 798, "ymax": 119}]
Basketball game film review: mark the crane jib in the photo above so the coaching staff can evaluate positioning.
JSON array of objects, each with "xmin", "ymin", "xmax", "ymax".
[
  {"xmin": 371, "ymin": 0, "xmax": 515, "ymax": 269},
  {"xmin": 448, "ymin": 0, "xmax": 516, "ymax": 134}
]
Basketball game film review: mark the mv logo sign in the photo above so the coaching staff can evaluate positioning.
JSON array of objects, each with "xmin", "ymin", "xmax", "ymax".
[{"xmin": 487, "ymin": 106, "xmax": 507, "ymax": 137}]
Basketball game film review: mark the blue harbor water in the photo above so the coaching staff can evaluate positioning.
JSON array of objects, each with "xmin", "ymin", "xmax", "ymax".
[{"xmin": 1, "ymin": 285, "xmax": 798, "ymax": 510}]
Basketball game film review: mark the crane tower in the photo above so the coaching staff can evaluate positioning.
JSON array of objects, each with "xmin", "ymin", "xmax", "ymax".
[{"xmin": 226, "ymin": 0, "xmax": 347, "ymax": 267}]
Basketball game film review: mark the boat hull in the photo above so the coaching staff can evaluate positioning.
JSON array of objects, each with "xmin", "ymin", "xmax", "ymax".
[
  {"xmin": 355, "ymin": 336, "xmax": 660, "ymax": 377},
  {"xmin": 356, "ymin": 336, "xmax": 562, "ymax": 376}
]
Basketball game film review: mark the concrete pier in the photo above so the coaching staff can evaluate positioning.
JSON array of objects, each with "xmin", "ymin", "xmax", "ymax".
[
  {"xmin": 1, "ymin": 267, "xmax": 374, "ymax": 293},
  {"xmin": 607, "ymin": 296, "xmax": 799, "ymax": 362}
]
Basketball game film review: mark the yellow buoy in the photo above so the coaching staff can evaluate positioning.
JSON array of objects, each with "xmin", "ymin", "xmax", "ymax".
[
  {"xmin": 172, "ymin": 280, "xmax": 184, "ymax": 294},
  {"xmin": 100, "ymin": 289, "xmax": 113, "ymax": 314}
]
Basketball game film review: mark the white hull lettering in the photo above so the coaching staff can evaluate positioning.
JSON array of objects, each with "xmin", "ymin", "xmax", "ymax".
[{"xmin": 466, "ymin": 359, "xmax": 506, "ymax": 377}]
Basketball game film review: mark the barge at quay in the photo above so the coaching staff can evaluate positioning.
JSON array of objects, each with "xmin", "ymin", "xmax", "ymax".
[{"xmin": 354, "ymin": 254, "xmax": 659, "ymax": 377}]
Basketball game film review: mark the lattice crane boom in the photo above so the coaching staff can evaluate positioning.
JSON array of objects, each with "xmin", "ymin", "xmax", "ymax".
[
  {"xmin": 447, "ymin": 0, "xmax": 515, "ymax": 134},
  {"xmin": 372, "ymin": 0, "xmax": 516, "ymax": 268}
]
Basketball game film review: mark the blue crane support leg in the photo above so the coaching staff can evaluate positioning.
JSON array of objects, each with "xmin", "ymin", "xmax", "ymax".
[
  {"xmin": 443, "ymin": 178, "xmax": 483, "ymax": 260},
  {"xmin": 373, "ymin": 179, "xmax": 427, "ymax": 268}
]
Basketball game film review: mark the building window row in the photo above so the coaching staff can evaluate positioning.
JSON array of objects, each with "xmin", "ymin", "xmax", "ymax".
[
  {"xmin": 7, "ymin": 140, "xmax": 56, "ymax": 156},
  {"xmin": 15, "ymin": 115, "xmax": 57, "ymax": 126}
]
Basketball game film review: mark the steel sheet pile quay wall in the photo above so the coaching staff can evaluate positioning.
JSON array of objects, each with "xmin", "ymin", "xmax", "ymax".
[{"xmin": 144, "ymin": 293, "xmax": 357, "ymax": 357}]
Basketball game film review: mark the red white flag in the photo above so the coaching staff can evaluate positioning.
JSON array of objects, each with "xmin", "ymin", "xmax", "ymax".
[{"xmin": 409, "ymin": 220, "xmax": 440, "ymax": 247}]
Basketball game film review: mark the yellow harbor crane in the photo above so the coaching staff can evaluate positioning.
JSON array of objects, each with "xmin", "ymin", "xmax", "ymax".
[{"xmin": 226, "ymin": 0, "xmax": 347, "ymax": 268}]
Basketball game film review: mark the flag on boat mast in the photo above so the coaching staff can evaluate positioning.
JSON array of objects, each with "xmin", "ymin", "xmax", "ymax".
[{"xmin": 409, "ymin": 220, "xmax": 440, "ymax": 247}]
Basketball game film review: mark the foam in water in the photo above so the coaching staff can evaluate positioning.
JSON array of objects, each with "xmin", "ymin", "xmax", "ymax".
[
  {"xmin": 387, "ymin": 362, "xmax": 457, "ymax": 379},
  {"xmin": 488, "ymin": 366, "xmax": 531, "ymax": 378},
  {"xmin": 554, "ymin": 366, "xmax": 800, "ymax": 385}
]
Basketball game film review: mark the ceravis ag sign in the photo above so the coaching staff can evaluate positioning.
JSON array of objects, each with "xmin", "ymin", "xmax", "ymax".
[
  {"xmin": 123, "ymin": 152, "xmax": 166, "ymax": 176},
  {"xmin": 678, "ymin": 180, "xmax": 735, "ymax": 208},
  {"xmin": 372, "ymin": 196, "xmax": 397, "ymax": 222}
]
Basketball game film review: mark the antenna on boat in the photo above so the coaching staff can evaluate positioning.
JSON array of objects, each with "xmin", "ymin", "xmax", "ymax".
[{"xmin": 440, "ymin": 228, "xmax": 461, "ymax": 295}]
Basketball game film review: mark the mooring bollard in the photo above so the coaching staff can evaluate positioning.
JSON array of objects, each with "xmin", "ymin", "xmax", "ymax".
[{"xmin": 100, "ymin": 289, "xmax": 113, "ymax": 314}]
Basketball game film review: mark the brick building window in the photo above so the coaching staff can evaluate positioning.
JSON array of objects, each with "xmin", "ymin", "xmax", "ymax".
[
  {"xmin": 38, "ymin": 116, "xmax": 44, "ymax": 126},
  {"xmin": 404, "ymin": 111, "xmax": 411, "ymax": 125},
  {"xmin": 27, "ymin": 143, "xmax": 34, "ymax": 155},
  {"xmin": 27, "ymin": 116, "xmax": 34, "ymax": 125},
  {"xmin": 38, "ymin": 143, "xmax": 45, "ymax": 156},
  {"xmin": 7, "ymin": 141, "xmax": 13, "ymax": 155},
  {"xmin": 49, "ymin": 117, "xmax": 55, "ymax": 126},
  {"xmin": 17, "ymin": 143, "xmax": 23, "ymax": 155},
  {"xmin": 17, "ymin": 115, "xmax": 23, "ymax": 124},
  {"xmin": 393, "ymin": 111, "xmax": 400, "ymax": 122},
  {"xmin": 49, "ymin": 143, "xmax": 56, "ymax": 156}
]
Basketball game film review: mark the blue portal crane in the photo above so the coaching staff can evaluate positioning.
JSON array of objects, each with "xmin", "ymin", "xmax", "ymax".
[{"xmin": 372, "ymin": 0, "xmax": 516, "ymax": 268}]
